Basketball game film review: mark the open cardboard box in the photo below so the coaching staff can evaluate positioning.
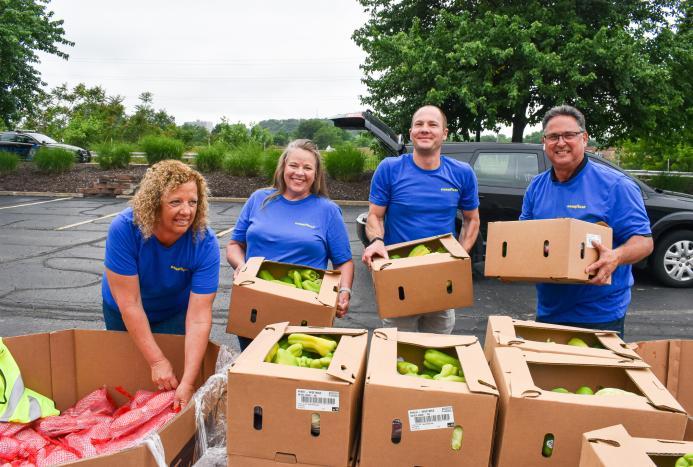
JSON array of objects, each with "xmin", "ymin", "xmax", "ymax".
[
  {"xmin": 370, "ymin": 234, "xmax": 473, "ymax": 319},
  {"xmin": 484, "ymin": 316, "xmax": 642, "ymax": 362},
  {"xmin": 484, "ymin": 218, "xmax": 613, "ymax": 283},
  {"xmin": 634, "ymin": 339, "xmax": 693, "ymax": 441},
  {"xmin": 227, "ymin": 322, "xmax": 367, "ymax": 467},
  {"xmin": 490, "ymin": 347, "xmax": 688, "ymax": 467},
  {"xmin": 4, "ymin": 329, "xmax": 219, "ymax": 467},
  {"xmin": 358, "ymin": 328, "xmax": 498, "ymax": 467},
  {"xmin": 227, "ymin": 257, "xmax": 341, "ymax": 339},
  {"xmin": 579, "ymin": 424, "xmax": 693, "ymax": 466}
]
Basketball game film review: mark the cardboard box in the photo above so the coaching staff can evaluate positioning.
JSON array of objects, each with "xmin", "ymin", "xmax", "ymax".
[
  {"xmin": 484, "ymin": 218, "xmax": 613, "ymax": 283},
  {"xmin": 227, "ymin": 257, "xmax": 341, "ymax": 339},
  {"xmin": 370, "ymin": 234, "xmax": 473, "ymax": 319},
  {"xmin": 634, "ymin": 339, "xmax": 693, "ymax": 441},
  {"xmin": 358, "ymin": 328, "xmax": 498, "ymax": 467},
  {"xmin": 484, "ymin": 316, "xmax": 642, "ymax": 363},
  {"xmin": 227, "ymin": 322, "xmax": 368, "ymax": 466},
  {"xmin": 491, "ymin": 347, "xmax": 687, "ymax": 467},
  {"xmin": 4, "ymin": 329, "xmax": 219, "ymax": 467},
  {"xmin": 579, "ymin": 424, "xmax": 693, "ymax": 466}
]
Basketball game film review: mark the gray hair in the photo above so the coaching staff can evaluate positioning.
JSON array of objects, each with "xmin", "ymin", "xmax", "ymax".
[{"xmin": 542, "ymin": 105, "xmax": 586, "ymax": 132}]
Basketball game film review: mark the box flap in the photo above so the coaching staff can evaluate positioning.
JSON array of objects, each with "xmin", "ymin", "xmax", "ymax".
[
  {"xmin": 583, "ymin": 424, "xmax": 654, "ymax": 466},
  {"xmin": 524, "ymin": 351, "xmax": 650, "ymax": 369},
  {"xmin": 494, "ymin": 333, "xmax": 642, "ymax": 362},
  {"xmin": 385, "ymin": 329, "xmax": 478, "ymax": 347},
  {"xmin": 317, "ymin": 270, "xmax": 340, "ymax": 307},
  {"xmin": 456, "ymin": 342, "xmax": 498, "ymax": 396},
  {"xmin": 325, "ymin": 333, "xmax": 368, "ymax": 384},
  {"xmin": 626, "ymin": 368, "xmax": 686, "ymax": 414}
]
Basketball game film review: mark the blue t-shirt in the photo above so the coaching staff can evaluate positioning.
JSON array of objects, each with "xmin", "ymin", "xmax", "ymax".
[
  {"xmin": 231, "ymin": 189, "xmax": 352, "ymax": 269},
  {"xmin": 520, "ymin": 159, "xmax": 651, "ymax": 324},
  {"xmin": 102, "ymin": 208, "xmax": 220, "ymax": 322},
  {"xmin": 369, "ymin": 154, "xmax": 479, "ymax": 244}
]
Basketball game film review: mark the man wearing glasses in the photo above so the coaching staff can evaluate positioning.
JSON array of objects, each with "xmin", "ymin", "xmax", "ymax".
[{"xmin": 520, "ymin": 105, "xmax": 653, "ymax": 337}]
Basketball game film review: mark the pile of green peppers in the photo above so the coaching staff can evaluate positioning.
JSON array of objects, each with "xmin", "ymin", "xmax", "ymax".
[
  {"xmin": 257, "ymin": 268, "xmax": 322, "ymax": 292},
  {"xmin": 265, "ymin": 333, "xmax": 338, "ymax": 370},
  {"xmin": 397, "ymin": 348, "xmax": 465, "ymax": 382},
  {"xmin": 390, "ymin": 244, "xmax": 447, "ymax": 260},
  {"xmin": 675, "ymin": 454, "xmax": 693, "ymax": 466}
]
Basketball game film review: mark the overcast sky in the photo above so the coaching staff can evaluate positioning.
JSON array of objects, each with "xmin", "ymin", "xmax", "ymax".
[{"xmin": 37, "ymin": 0, "xmax": 370, "ymax": 126}]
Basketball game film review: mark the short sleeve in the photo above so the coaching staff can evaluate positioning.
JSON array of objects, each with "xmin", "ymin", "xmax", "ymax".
[
  {"xmin": 325, "ymin": 204, "xmax": 352, "ymax": 267},
  {"xmin": 608, "ymin": 178, "xmax": 651, "ymax": 244},
  {"xmin": 457, "ymin": 164, "xmax": 479, "ymax": 211},
  {"xmin": 520, "ymin": 179, "xmax": 537, "ymax": 220},
  {"xmin": 368, "ymin": 159, "xmax": 391, "ymax": 207},
  {"xmin": 104, "ymin": 212, "xmax": 139, "ymax": 276},
  {"xmin": 191, "ymin": 230, "xmax": 221, "ymax": 294}
]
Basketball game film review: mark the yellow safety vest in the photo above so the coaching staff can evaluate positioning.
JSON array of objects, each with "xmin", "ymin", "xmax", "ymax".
[{"xmin": 0, "ymin": 338, "xmax": 59, "ymax": 423}]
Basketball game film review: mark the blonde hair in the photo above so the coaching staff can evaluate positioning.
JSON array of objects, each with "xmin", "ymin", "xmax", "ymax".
[
  {"xmin": 263, "ymin": 139, "xmax": 328, "ymax": 206},
  {"xmin": 130, "ymin": 159, "xmax": 209, "ymax": 240}
]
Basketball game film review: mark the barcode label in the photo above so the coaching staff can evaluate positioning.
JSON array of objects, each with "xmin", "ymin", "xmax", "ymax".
[
  {"xmin": 408, "ymin": 406, "xmax": 454, "ymax": 431},
  {"xmin": 296, "ymin": 389, "xmax": 340, "ymax": 412},
  {"xmin": 586, "ymin": 234, "xmax": 601, "ymax": 248}
]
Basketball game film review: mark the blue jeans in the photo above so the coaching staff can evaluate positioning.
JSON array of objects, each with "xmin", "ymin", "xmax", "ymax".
[
  {"xmin": 103, "ymin": 302, "xmax": 187, "ymax": 335},
  {"xmin": 537, "ymin": 315, "xmax": 626, "ymax": 339}
]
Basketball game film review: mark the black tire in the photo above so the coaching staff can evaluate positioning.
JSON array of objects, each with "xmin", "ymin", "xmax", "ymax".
[{"xmin": 651, "ymin": 229, "xmax": 693, "ymax": 288}]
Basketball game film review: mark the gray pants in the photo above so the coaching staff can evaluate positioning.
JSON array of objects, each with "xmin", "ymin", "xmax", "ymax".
[{"xmin": 381, "ymin": 309, "xmax": 455, "ymax": 334}]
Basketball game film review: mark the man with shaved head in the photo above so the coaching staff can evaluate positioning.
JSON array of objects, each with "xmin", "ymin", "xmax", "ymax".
[{"xmin": 362, "ymin": 105, "xmax": 480, "ymax": 333}]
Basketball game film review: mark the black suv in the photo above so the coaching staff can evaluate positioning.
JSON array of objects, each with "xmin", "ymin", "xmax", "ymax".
[
  {"xmin": 0, "ymin": 130, "xmax": 92, "ymax": 163},
  {"xmin": 332, "ymin": 111, "xmax": 693, "ymax": 288}
]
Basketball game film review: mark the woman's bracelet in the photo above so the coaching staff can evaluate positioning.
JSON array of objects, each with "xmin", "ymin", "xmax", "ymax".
[{"xmin": 338, "ymin": 287, "xmax": 352, "ymax": 297}]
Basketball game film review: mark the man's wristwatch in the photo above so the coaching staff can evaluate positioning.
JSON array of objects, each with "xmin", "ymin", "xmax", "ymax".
[
  {"xmin": 368, "ymin": 236, "xmax": 384, "ymax": 246},
  {"xmin": 338, "ymin": 287, "xmax": 352, "ymax": 297}
]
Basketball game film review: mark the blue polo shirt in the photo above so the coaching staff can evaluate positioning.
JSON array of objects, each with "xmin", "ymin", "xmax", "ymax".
[
  {"xmin": 369, "ymin": 153, "xmax": 479, "ymax": 244},
  {"xmin": 102, "ymin": 208, "xmax": 220, "ymax": 322},
  {"xmin": 520, "ymin": 159, "xmax": 651, "ymax": 323},
  {"xmin": 231, "ymin": 189, "xmax": 352, "ymax": 269}
]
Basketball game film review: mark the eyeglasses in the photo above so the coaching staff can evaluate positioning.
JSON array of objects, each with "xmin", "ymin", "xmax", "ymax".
[
  {"xmin": 543, "ymin": 131, "xmax": 584, "ymax": 143},
  {"xmin": 166, "ymin": 200, "xmax": 198, "ymax": 209}
]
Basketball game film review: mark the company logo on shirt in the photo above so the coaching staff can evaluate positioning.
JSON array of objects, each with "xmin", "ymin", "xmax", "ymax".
[
  {"xmin": 567, "ymin": 204, "xmax": 587, "ymax": 209},
  {"xmin": 440, "ymin": 187, "xmax": 459, "ymax": 192},
  {"xmin": 295, "ymin": 222, "xmax": 316, "ymax": 229},
  {"xmin": 170, "ymin": 265, "xmax": 189, "ymax": 272}
]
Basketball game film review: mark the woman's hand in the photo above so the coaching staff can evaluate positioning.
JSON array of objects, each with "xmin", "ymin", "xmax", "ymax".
[
  {"xmin": 233, "ymin": 261, "xmax": 245, "ymax": 280},
  {"xmin": 151, "ymin": 357, "xmax": 179, "ymax": 391},
  {"xmin": 336, "ymin": 290, "xmax": 350, "ymax": 318},
  {"xmin": 173, "ymin": 382, "xmax": 195, "ymax": 410}
]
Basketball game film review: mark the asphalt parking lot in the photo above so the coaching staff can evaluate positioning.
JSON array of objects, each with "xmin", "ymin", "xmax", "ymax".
[{"xmin": 0, "ymin": 195, "xmax": 691, "ymax": 350}]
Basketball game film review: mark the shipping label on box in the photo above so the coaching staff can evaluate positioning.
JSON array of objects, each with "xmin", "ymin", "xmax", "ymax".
[
  {"xmin": 227, "ymin": 257, "xmax": 340, "ymax": 339},
  {"xmin": 227, "ymin": 322, "xmax": 367, "ymax": 467},
  {"xmin": 490, "ymin": 347, "xmax": 687, "ymax": 467},
  {"xmin": 484, "ymin": 315, "xmax": 642, "ymax": 362},
  {"xmin": 484, "ymin": 218, "xmax": 613, "ymax": 283},
  {"xmin": 4, "ymin": 329, "xmax": 219, "ymax": 467},
  {"xmin": 359, "ymin": 328, "xmax": 498, "ymax": 467},
  {"xmin": 370, "ymin": 234, "xmax": 473, "ymax": 319},
  {"xmin": 579, "ymin": 424, "xmax": 693, "ymax": 467}
]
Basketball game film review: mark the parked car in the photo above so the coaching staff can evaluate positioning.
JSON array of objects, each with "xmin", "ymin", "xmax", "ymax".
[
  {"xmin": 0, "ymin": 130, "xmax": 92, "ymax": 163},
  {"xmin": 332, "ymin": 111, "xmax": 693, "ymax": 288}
]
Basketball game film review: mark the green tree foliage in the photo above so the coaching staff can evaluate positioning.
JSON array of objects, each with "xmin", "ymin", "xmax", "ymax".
[
  {"xmin": 619, "ymin": 139, "xmax": 692, "ymax": 172},
  {"xmin": 353, "ymin": 0, "xmax": 689, "ymax": 144},
  {"xmin": 258, "ymin": 119, "xmax": 301, "ymax": 136},
  {"xmin": 175, "ymin": 122, "xmax": 210, "ymax": 148},
  {"xmin": 250, "ymin": 124, "xmax": 273, "ymax": 148},
  {"xmin": 0, "ymin": 0, "xmax": 73, "ymax": 127},
  {"xmin": 313, "ymin": 124, "xmax": 346, "ymax": 149},
  {"xmin": 93, "ymin": 142, "xmax": 134, "ymax": 169},
  {"xmin": 121, "ymin": 92, "xmax": 176, "ymax": 142},
  {"xmin": 294, "ymin": 119, "xmax": 328, "ymax": 140},
  {"xmin": 212, "ymin": 118, "xmax": 250, "ymax": 146}
]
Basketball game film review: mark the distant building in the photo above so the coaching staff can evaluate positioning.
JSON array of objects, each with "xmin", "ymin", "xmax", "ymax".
[
  {"xmin": 184, "ymin": 120, "xmax": 214, "ymax": 132},
  {"xmin": 587, "ymin": 146, "xmax": 617, "ymax": 162}
]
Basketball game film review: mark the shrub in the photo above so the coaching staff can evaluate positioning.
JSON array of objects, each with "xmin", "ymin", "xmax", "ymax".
[
  {"xmin": 324, "ymin": 144, "xmax": 365, "ymax": 182},
  {"xmin": 94, "ymin": 142, "xmax": 134, "ymax": 169},
  {"xmin": 33, "ymin": 147, "xmax": 74, "ymax": 173},
  {"xmin": 195, "ymin": 143, "xmax": 227, "ymax": 172},
  {"xmin": 0, "ymin": 151, "xmax": 19, "ymax": 173},
  {"xmin": 260, "ymin": 148, "xmax": 283, "ymax": 180},
  {"xmin": 645, "ymin": 174, "xmax": 693, "ymax": 195},
  {"xmin": 139, "ymin": 135, "xmax": 185, "ymax": 164},
  {"xmin": 222, "ymin": 141, "xmax": 263, "ymax": 176}
]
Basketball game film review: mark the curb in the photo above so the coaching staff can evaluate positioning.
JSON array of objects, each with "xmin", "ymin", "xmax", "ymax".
[{"xmin": 1, "ymin": 191, "xmax": 370, "ymax": 207}]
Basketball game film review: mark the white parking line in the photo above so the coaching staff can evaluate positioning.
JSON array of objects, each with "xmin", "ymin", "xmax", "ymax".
[
  {"xmin": 216, "ymin": 226, "xmax": 234, "ymax": 238},
  {"xmin": 0, "ymin": 197, "xmax": 72, "ymax": 211},
  {"xmin": 55, "ymin": 212, "xmax": 119, "ymax": 231}
]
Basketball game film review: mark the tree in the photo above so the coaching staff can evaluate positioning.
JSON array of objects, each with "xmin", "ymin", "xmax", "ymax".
[
  {"xmin": 175, "ymin": 122, "xmax": 210, "ymax": 148},
  {"xmin": 250, "ymin": 123, "xmax": 273, "ymax": 148},
  {"xmin": 0, "ymin": 0, "xmax": 73, "ymax": 127},
  {"xmin": 294, "ymin": 119, "xmax": 329, "ymax": 140},
  {"xmin": 313, "ymin": 125, "xmax": 346, "ymax": 149},
  {"xmin": 211, "ymin": 118, "xmax": 249, "ymax": 146},
  {"xmin": 121, "ymin": 92, "xmax": 176, "ymax": 142},
  {"xmin": 353, "ymin": 0, "xmax": 688, "ymax": 143}
]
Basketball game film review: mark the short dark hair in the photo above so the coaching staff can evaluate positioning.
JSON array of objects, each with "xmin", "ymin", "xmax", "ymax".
[
  {"xmin": 542, "ymin": 105, "xmax": 586, "ymax": 132},
  {"xmin": 412, "ymin": 105, "xmax": 448, "ymax": 129}
]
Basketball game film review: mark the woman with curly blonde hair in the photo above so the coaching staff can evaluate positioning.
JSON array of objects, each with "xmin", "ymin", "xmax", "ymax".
[{"xmin": 102, "ymin": 160, "xmax": 220, "ymax": 409}]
